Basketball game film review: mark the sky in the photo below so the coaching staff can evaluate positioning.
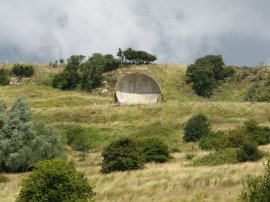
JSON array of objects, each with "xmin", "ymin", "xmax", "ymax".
[{"xmin": 0, "ymin": 0, "xmax": 269, "ymax": 66}]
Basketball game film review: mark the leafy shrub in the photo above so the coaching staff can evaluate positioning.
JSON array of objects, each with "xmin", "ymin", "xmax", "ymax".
[
  {"xmin": 183, "ymin": 113, "xmax": 211, "ymax": 142},
  {"xmin": 101, "ymin": 138, "xmax": 144, "ymax": 173},
  {"xmin": 0, "ymin": 97, "xmax": 61, "ymax": 172},
  {"xmin": 194, "ymin": 148, "xmax": 238, "ymax": 166},
  {"xmin": 12, "ymin": 64, "xmax": 34, "ymax": 77},
  {"xmin": 140, "ymin": 138, "xmax": 172, "ymax": 163},
  {"xmin": 0, "ymin": 69, "xmax": 10, "ymax": 86},
  {"xmin": 0, "ymin": 174, "xmax": 9, "ymax": 183},
  {"xmin": 199, "ymin": 131, "xmax": 224, "ymax": 150},
  {"xmin": 240, "ymin": 161, "xmax": 270, "ymax": 201},
  {"xmin": 222, "ymin": 129, "xmax": 253, "ymax": 149},
  {"xmin": 244, "ymin": 120, "xmax": 270, "ymax": 145},
  {"xmin": 236, "ymin": 143, "xmax": 263, "ymax": 162},
  {"xmin": 16, "ymin": 158, "xmax": 95, "ymax": 202},
  {"xmin": 186, "ymin": 55, "xmax": 234, "ymax": 97}
]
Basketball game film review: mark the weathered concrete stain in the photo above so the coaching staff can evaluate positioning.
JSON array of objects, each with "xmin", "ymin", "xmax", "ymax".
[{"xmin": 116, "ymin": 73, "xmax": 162, "ymax": 104}]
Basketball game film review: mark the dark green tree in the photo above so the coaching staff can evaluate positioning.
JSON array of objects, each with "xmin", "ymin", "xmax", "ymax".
[
  {"xmin": 183, "ymin": 113, "xmax": 211, "ymax": 142},
  {"xmin": 16, "ymin": 158, "xmax": 95, "ymax": 202},
  {"xmin": 186, "ymin": 55, "xmax": 234, "ymax": 97}
]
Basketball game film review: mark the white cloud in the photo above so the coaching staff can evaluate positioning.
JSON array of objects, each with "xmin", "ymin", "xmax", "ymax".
[{"xmin": 0, "ymin": 0, "xmax": 270, "ymax": 65}]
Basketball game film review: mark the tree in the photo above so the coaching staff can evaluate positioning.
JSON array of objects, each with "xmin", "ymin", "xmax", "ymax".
[
  {"xmin": 0, "ymin": 97, "xmax": 61, "ymax": 172},
  {"xmin": 16, "ymin": 158, "xmax": 95, "ymax": 202},
  {"xmin": 59, "ymin": 58, "xmax": 65, "ymax": 64},
  {"xmin": 0, "ymin": 69, "xmax": 10, "ymax": 86},
  {"xmin": 183, "ymin": 113, "xmax": 211, "ymax": 142},
  {"xmin": 101, "ymin": 138, "xmax": 144, "ymax": 173},
  {"xmin": 121, "ymin": 48, "xmax": 157, "ymax": 64},
  {"xmin": 186, "ymin": 55, "xmax": 234, "ymax": 97}
]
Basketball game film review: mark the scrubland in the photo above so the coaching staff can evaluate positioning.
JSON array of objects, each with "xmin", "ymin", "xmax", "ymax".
[{"xmin": 0, "ymin": 63, "xmax": 270, "ymax": 201}]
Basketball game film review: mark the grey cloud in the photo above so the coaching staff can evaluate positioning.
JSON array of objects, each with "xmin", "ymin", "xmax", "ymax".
[{"xmin": 0, "ymin": 0, "xmax": 270, "ymax": 65}]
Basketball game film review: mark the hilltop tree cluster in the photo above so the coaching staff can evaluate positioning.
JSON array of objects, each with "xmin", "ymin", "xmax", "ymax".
[
  {"xmin": 0, "ymin": 97, "xmax": 61, "ymax": 172},
  {"xmin": 186, "ymin": 55, "xmax": 235, "ymax": 97},
  {"xmin": 52, "ymin": 54, "xmax": 120, "ymax": 91}
]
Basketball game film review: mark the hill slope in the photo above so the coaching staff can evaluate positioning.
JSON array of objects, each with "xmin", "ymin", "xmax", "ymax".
[{"xmin": 0, "ymin": 63, "xmax": 270, "ymax": 202}]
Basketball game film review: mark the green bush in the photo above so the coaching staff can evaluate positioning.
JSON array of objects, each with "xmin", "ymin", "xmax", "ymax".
[
  {"xmin": 0, "ymin": 97, "xmax": 61, "ymax": 172},
  {"xmin": 199, "ymin": 131, "xmax": 224, "ymax": 150},
  {"xmin": 244, "ymin": 120, "xmax": 270, "ymax": 145},
  {"xmin": 236, "ymin": 143, "xmax": 263, "ymax": 162},
  {"xmin": 140, "ymin": 138, "xmax": 172, "ymax": 163},
  {"xmin": 16, "ymin": 158, "xmax": 95, "ymax": 202},
  {"xmin": 186, "ymin": 55, "xmax": 234, "ymax": 97},
  {"xmin": 222, "ymin": 129, "xmax": 253, "ymax": 149},
  {"xmin": 194, "ymin": 148, "xmax": 238, "ymax": 166},
  {"xmin": 12, "ymin": 64, "xmax": 34, "ymax": 77},
  {"xmin": 0, "ymin": 69, "xmax": 10, "ymax": 86},
  {"xmin": 183, "ymin": 113, "xmax": 211, "ymax": 142},
  {"xmin": 240, "ymin": 161, "xmax": 270, "ymax": 201},
  {"xmin": 101, "ymin": 138, "xmax": 144, "ymax": 173}
]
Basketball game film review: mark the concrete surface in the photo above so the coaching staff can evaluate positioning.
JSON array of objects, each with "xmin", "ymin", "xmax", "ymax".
[{"xmin": 116, "ymin": 73, "xmax": 162, "ymax": 104}]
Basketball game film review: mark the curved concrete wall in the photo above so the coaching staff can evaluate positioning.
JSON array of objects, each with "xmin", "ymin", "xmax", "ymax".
[{"xmin": 116, "ymin": 73, "xmax": 161, "ymax": 104}]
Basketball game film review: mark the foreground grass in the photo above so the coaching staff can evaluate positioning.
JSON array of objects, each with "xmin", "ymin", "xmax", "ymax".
[{"xmin": 2, "ymin": 147, "xmax": 270, "ymax": 202}]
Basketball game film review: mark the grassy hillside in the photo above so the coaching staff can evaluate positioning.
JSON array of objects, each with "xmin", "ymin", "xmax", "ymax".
[{"xmin": 0, "ymin": 63, "xmax": 270, "ymax": 201}]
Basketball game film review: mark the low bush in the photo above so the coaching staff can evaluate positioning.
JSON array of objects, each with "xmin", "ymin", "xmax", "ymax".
[
  {"xmin": 236, "ymin": 143, "xmax": 263, "ymax": 162},
  {"xmin": 101, "ymin": 138, "xmax": 144, "ymax": 173},
  {"xmin": 12, "ymin": 64, "xmax": 34, "ymax": 77},
  {"xmin": 140, "ymin": 138, "xmax": 172, "ymax": 163},
  {"xmin": 16, "ymin": 158, "xmax": 95, "ymax": 202},
  {"xmin": 0, "ymin": 69, "xmax": 10, "ymax": 86},
  {"xmin": 183, "ymin": 113, "xmax": 211, "ymax": 142},
  {"xmin": 244, "ymin": 120, "xmax": 270, "ymax": 145},
  {"xmin": 194, "ymin": 148, "xmax": 238, "ymax": 166},
  {"xmin": 199, "ymin": 131, "xmax": 224, "ymax": 150},
  {"xmin": 240, "ymin": 161, "xmax": 270, "ymax": 201}
]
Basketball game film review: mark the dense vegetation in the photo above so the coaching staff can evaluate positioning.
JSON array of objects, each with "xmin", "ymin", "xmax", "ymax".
[
  {"xmin": 186, "ymin": 55, "xmax": 234, "ymax": 97},
  {"xmin": 0, "ymin": 69, "xmax": 10, "ymax": 85},
  {"xmin": 12, "ymin": 64, "xmax": 34, "ymax": 77},
  {"xmin": 0, "ymin": 97, "xmax": 61, "ymax": 172},
  {"xmin": 52, "ymin": 54, "xmax": 120, "ymax": 91},
  {"xmin": 241, "ymin": 161, "xmax": 270, "ymax": 201},
  {"xmin": 183, "ymin": 113, "xmax": 211, "ymax": 142},
  {"xmin": 101, "ymin": 138, "xmax": 144, "ymax": 173},
  {"xmin": 17, "ymin": 158, "xmax": 95, "ymax": 202}
]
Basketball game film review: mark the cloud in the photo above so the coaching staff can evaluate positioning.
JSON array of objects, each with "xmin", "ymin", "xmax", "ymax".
[{"xmin": 0, "ymin": 0, "xmax": 270, "ymax": 65}]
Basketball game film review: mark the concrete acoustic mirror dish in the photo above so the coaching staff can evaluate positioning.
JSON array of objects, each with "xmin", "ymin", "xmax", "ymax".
[{"xmin": 115, "ymin": 73, "xmax": 162, "ymax": 104}]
